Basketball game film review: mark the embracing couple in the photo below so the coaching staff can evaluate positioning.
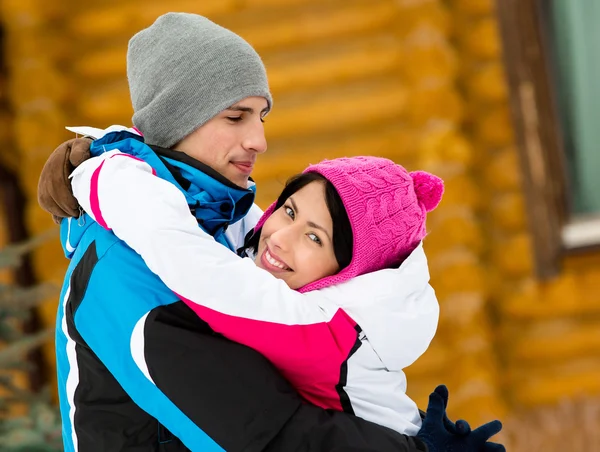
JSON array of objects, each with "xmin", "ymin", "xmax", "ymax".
[{"xmin": 38, "ymin": 12, "xmax": 505, "ymax": 452}]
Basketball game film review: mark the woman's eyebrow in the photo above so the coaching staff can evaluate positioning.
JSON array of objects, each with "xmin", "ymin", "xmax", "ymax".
[
  {"xmin": 307, "ymin": 221, "xmax": 331, "ymax": 242},
  {"xmin": 290, "ymin": 197, "xmax": 299, "ymax": 214},
  {"xmin": 291, "ymin": 197, "xmax": 332, "ymax": 242}
]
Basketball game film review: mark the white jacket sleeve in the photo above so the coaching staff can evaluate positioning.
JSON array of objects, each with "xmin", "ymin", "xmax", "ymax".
[{"xmin": 70, "ymin": 152, "xmax": 361, "ymax": 387}]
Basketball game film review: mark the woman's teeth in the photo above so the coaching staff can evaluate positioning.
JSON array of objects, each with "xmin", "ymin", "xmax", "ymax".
[{"xmin": 266, "ymin": 250, "xmax": 290, "ymax": 270}]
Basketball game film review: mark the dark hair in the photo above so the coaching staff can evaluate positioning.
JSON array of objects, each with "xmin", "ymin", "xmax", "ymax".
[{"xmin": 243, "ymin": 172, "xmax": 353, "ymax": 271}]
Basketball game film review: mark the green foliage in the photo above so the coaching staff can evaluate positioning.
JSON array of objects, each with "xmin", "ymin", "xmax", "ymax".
[
  {"xmin": 0, "ymin": 398, "xmax": 63, "ymax": 451},
  {"xmin": 0, "ymin": 232, "xmax": 62, "ymax": 451}
]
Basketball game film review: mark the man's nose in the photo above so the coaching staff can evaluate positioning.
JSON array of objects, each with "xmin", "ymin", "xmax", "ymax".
[{"xmin": 243, "ymin": 119, "xmax": 267, "ymax": 154}]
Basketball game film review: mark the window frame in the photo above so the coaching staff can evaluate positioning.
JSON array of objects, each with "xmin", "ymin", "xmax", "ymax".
[{"xmin": 495, "ymin": 0, "xmax": 600, "ymax": 278}]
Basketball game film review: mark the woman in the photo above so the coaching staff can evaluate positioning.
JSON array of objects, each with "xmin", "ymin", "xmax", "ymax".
[{"xmin": 70, "ymin": 138, "xmax": 445, "ymax": 435}]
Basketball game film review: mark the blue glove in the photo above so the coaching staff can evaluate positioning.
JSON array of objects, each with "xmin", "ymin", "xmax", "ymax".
[
  {"xmin": 417, "ymin": 385, "xmax": 505, "ymax": 452},
  {"xmin": 435, "ymin": 384, "xmax": 470, "ymax": 437}
]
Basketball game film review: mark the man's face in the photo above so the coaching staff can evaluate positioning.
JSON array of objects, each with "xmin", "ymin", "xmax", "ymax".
[{"xmin": 175, "ymin": 96, "xmax": 269, "ymax": 187}]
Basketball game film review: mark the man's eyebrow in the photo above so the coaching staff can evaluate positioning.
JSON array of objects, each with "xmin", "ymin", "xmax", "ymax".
[
  {"xmin": 290, "ymin": 196, "xmax": 332, "ymax": 242},
  {"xmin": 227, "ymin": 105, "xmax": 270, "ymax": 115},
  {"xmin": 227, "ymin": 106, "xmax": 254, "ymax": 113}
]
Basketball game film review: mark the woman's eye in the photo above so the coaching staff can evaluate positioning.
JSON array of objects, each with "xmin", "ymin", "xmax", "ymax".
[
  {"xmin": 308, "ymin": 233, "xmax": 322, "ymax": 245},
  {"xmin": 260, "ymin": 117, "xmax": 266, "ymax": 123},
  {"xmin": 285, "ymin": 206, "xmax": 295, "ymax": 220},
  {"xmin": 227, "ymin": 116, "xmax": 243, "ymax": 122}
]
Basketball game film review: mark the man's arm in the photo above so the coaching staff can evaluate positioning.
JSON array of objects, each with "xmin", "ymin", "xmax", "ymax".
[
  {"xmin": 70, "ymin": 152, "xmax": 373, "ymax": 395},
  {"xmin": 266, "ymin": 404, "xmax": 428, "ymax": 452},
  {"xmin": 65, "ymin": 238, "xmax": 228, "ymax": 451},
  {"xmin": 70, "ymin": 244, "xmax": 428, "ymax": 451}
]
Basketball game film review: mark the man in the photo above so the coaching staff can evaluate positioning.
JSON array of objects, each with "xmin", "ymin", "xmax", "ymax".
[{"xmin": 38, "ymin": 13, "xmax": 504, "ymax": 452}]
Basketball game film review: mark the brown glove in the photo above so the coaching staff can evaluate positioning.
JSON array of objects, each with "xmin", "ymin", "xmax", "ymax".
[{"xmin": 37, "ymin": 137, "xmax": 93, "ymax": 224}]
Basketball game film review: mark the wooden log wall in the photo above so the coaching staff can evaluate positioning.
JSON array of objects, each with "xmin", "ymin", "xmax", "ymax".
[{"xmin": 0, "ymin": 0, "xmax": 598, "ymax": 431}]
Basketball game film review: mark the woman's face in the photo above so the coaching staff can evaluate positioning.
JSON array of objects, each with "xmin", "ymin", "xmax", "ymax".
[{"xmin": 255, "ymin": 181, "xmax": 340, "ymax": 289}]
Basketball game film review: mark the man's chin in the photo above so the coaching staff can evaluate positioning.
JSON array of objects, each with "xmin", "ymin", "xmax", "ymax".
[
  {"xmin": 229, "ymin": 163, "xmax": 254, "ymax": 186},
  {"xmin": 229, "ymin": 175, "xmax": 250, "ymax": 188},
  {"xmin": 233, "ymin": 178, "xmax": 250, "ymax": 188}
]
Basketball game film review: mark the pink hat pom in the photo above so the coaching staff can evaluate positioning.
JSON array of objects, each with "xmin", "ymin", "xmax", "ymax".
[{"xmin": 410, "ymin": 170, "xmax": 444, "ymax": 212}]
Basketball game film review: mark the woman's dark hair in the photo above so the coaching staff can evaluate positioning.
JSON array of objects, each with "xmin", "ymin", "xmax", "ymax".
[{"xmin": 243, "ymin": 172, "xmax": 353, "ymax": 271}]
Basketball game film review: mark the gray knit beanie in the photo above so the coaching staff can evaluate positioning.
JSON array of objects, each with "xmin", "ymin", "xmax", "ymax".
[{"xmin": 127, "ymin": 13, "xmax": 272, "ymax": 148}]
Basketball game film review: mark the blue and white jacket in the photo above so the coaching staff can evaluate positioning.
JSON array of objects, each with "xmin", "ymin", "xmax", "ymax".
[{"xmin": 54, "ymin": 129, "xmax": 282, "ymax": 452}]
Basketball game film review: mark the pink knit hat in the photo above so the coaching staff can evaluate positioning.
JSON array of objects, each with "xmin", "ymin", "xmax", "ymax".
[{"xmin": 254, "ymin": 156, "xmax": 444, "ymax": 292}]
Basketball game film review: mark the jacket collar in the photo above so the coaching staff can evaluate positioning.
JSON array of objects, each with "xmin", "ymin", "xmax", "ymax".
[{"xmin": 89, "ymin": 131, "xmax": 256, "ymax": 248}]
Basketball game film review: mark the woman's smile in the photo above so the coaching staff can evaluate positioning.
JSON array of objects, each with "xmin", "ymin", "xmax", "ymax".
[{"xmin": 261, "ymin": 247, "xmax": 292, "ymax": 272}]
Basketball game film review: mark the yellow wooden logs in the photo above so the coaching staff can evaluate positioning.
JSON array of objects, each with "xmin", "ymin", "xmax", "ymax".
[
  {"xmin": 266, "ymin": 36, "xmax": 402, "ymax": 95},
  {"xmin": 449, "ymin": 0, "xmax": 495, "ymax": 16},
  {"xmin": 224, "ymin": 1, "xmax": 400, "ymax": 53},
  {"xmin": 484, "ymin": 147, "xmax": 523, "ymax": 192},
  {"xmin": 465, "ymin": 62, "xmax": 508, "ymax": 104},
  {"xmin": 265, "ymin": 80, "xmax": 408, "ymax": 141},
  {"xmin": 509, "ymin": 357, "xmax": 600, "ymax": 407},
  {"xmin": 67, "ymin": 1, "xmax": 237, "ymax": 40},
  {"xmin": 455, "ymin": 17, "xmax": 501, "ymax": 60}
]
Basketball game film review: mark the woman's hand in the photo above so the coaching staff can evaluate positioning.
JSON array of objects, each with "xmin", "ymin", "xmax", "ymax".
[{"xmin": 417, "ymin": 385, "xmax": 505, "ymax": 452}]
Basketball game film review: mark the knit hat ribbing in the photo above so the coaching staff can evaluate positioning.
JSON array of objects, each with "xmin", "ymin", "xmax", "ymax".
[
  {"xmin": 254, "ymin": 157, "xmax": 444, "ymax": 292},
  {"xmin": 127, "ymin": 13, "xmax": 272, "ymax": 149}
]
